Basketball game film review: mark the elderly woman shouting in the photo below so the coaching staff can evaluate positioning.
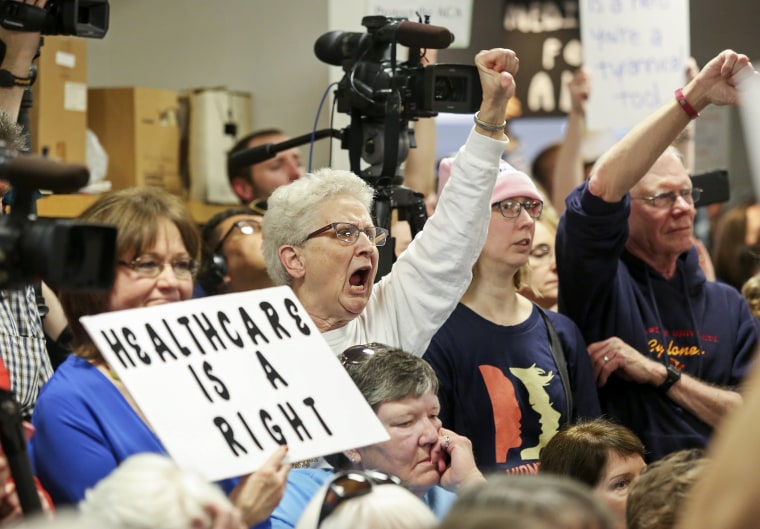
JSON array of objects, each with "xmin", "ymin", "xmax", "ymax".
[{"xmin": 262, "ymin": 47, "xmax": 518, "ymax": 355}]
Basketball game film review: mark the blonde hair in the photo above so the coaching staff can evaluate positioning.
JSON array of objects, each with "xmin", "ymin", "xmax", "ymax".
[{"xmin": 741, "ymin": 274, "xmax": 760, "ymax": 320}]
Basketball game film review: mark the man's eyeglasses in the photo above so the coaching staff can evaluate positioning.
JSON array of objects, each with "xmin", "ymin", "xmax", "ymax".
[
  {"xmin": 492, "ymin": 198, "xmax": 544, "ymax": 219},
  {"xmin": 118, "ymin": 257, "xmax": 198, "ymax": 279},
  {"xmin": 632, "ymin": 188, "xmax": 702, "ymax": 209},
  {"xmin": 338, "ymin": 342, "xmax": 390, "ymax": 368},
  {"xmin": 214, "ymin": 219, "xmax": 261, "ymax": 253},
  {"xmin": 305, "ymin": 222, "xmax": 389, "ymax": 247},
  {"xmin": 317, "ymin": 470, "xmax": 402, "ymax": 527}
]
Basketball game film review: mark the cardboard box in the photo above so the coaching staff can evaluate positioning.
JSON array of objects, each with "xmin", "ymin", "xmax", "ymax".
[
  {"xmin": 88, "ymin": 87, "xmax": 183, "ymax": 194},
  {"xmin": 30, "ymin": 36, "xmax": 88, "ymax": 164}
]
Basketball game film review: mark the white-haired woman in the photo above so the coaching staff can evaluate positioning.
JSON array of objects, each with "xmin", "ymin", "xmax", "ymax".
[{"xmin": 261, "ymin": 47, "xmax": 519, "ymax": 356}]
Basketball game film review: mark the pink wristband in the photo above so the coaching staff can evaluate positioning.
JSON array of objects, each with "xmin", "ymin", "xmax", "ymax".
[{"xmin": 675, "ymin": 88, "xmax": 699, "ymax": 120}]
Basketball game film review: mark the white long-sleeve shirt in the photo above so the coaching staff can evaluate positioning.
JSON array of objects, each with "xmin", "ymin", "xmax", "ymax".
[{"xmin": 323, "ymin": 128, "xmax": 508, "ymax": 356}]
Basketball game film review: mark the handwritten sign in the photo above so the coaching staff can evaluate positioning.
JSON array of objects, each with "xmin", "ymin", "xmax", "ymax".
[
  {"xmin": 366, "ymin": 0, "xmax": 473, "ymax": 48},
  {"xmin": 580, "ymin": 0, "xmax": 690, "ymax": 129},
  {"xmin": 80, "ymin": 286, "xmax": 390, "ymax": 482},
  {"xmin": 504, "ymin": 1, "xmax": 583, "ymax": 118}
]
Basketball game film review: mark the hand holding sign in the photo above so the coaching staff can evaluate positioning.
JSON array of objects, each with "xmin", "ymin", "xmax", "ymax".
[
  {"xmin": 229, "ymin": 446, "xmax": 290, "ymax": 527},
  {"xmin": 80, "ymin": 286, "xmax": 390, "ymax": 483}
]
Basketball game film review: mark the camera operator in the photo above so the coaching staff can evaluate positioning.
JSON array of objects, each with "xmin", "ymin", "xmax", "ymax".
[{"xmin": 0, "ymin": 0, "xmax": 55, "ymax": 419}]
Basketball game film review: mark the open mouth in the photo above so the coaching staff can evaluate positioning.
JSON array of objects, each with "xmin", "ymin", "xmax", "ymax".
[{"xmin": 349, "ymin": 266, "xmax": 371, "ymax": 292}]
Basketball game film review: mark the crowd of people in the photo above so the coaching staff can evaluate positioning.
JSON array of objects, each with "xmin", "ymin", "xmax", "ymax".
[{"xmin": 0, "ymin": 3, "xmax": 756, "ymax": 529}]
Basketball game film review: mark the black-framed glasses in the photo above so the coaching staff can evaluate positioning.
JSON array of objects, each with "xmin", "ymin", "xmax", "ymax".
[
  {"xmin": 492, "ymin": 198, "xmax": 544, "ymax": 219},
  {"xmin": 317, "ymin": 470, "xmax": 402, "ymax": 527},
  {"xmin": 632, "ymin": 188, "xmax": 702, "ymax": 209},
  {"xmin": 304, "ymin": 222, "xmax": 389, "ymax": 247},
  {"xmin": 118, "ymin": 257, "xmax": 198, "ymax": 279},
  {"xmin": 338, "ymin": 342, "xmax": 390, "ymax": 368},
  {"xmin": 214, "ymin": 219, "xmax": 261, "ymax": 253}
]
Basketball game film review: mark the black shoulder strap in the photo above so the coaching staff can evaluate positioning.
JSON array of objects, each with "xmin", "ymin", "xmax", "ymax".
[{"xmin": 538, "ymin": 306, "xmax": 573, "ymax": 421}]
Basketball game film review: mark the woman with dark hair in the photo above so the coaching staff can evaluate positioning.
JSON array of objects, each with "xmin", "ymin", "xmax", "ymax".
[
  {"xmin": 712, "ymin": 202, "xmax": 760, "ymax": 290},
  {"xmin": 539, "ymin": 418, "xmax": 646, "ymax": 529}
]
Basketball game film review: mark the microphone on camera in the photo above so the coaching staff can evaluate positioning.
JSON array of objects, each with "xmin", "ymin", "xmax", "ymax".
[
  {"xmin": 2, "ymin": 155, "xmax": 90, "ymax": 192},
  {"xmin": 227, "ymin": 144, "xmax": 277, "ymax": 173},
  {"xmin": 391, "ymin": 21, "xmax": 454, "ymax": 49}
]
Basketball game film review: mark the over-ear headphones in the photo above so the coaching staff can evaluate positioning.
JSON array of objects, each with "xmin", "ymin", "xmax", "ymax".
[
  {"xmin": 198, "ymin": 251, "xmax": 228, "ymax": 293},
  {"xmin": 198, "ymin": 207, "xmax": 257, "ymax": 295}
]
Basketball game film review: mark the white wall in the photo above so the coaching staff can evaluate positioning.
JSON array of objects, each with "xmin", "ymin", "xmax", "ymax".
[{"xmin": 86, "ymin": 0, "xmax": 337, "ymax": 168}]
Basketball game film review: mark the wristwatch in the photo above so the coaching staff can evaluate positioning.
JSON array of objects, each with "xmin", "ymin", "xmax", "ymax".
[
  {"xmin": 658, "ymin": 364, "xmax": 681, "ymax": 393},
  {"xmin": 0, "ymin": 70, "xmax": 32, "ymax": 88}
]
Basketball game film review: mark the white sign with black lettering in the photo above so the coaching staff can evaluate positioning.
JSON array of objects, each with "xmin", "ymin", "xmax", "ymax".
[
  {"xmin": 580, "ymin": 0, "xmax": 690, "ymax": 129},
  {"xmin": 80, "ymin": 286, "xmax": 390, "ymax": 482}
]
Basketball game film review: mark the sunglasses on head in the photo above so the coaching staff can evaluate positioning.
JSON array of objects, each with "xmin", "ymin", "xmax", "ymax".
[
  {"xmin": 317, "ymin": 470, "xmax": 403, "ymax": 527},
  {"xmin": 338, "ymin": 342, "xmax": 391, "ymax": 368}
]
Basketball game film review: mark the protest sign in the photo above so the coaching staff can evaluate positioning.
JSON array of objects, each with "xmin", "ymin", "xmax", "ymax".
[
  {"xmin": 80, "ymin": 286, "xmax": 390, "ymax": 482},
  {"xmin": 580, "ymin": 0, "xmax": 690, "ymax": 129},
  {"xmin": 366, "ymin": 0, "xmax": 473, "ymax": 48},
  {"xmin": 504, "ymin": 1, "xmax": 582, "ymax": 118}
]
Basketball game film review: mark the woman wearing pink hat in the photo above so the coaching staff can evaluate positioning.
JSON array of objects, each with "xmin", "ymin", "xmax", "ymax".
[{"xmin": 423, "ymin": 163, "xmax": 601, "ymax": 474}]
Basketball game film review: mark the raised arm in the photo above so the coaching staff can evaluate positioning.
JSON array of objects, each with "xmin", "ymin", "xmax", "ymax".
[
  {"xmin": 588, "ymin": 50, "xmax": 753, "ymax": 202},
  {"xmin": 473, "ymin": 48, "xmax": 518, "ymax": 140},
  {"xmin": 551, "ymin": 67, "xmax": 590, "ymax": 213}
]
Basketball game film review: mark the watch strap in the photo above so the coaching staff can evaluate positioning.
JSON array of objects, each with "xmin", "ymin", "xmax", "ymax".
[
  {"xmin": 658, "ymin": 363, "xmax": 681, "ymax": 393},
  {"xmin": 0, "ymin": 69, "xmax": 32, "ymax": 88}
]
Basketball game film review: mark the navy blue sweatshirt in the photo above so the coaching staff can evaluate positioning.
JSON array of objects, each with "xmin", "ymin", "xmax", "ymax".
[{"xmin": 556, "ymin": 182, "xmax": 758, "ymax": 461}]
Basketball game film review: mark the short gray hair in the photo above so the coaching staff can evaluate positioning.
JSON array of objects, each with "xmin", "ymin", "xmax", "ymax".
[
  {"xmin": 262, "ymin": 168, "xmax": 374, "ymax": 285},
  {"xmin": 346, "ymin": 347, "xmax": 439, "ymax": 408}
]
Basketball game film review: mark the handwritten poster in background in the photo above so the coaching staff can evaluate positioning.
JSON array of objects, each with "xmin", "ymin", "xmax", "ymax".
[
  {"xmin": 503, "ymin": 1, "xmax": 583, "ymax": 118},
  {"xmin": 366, "ymin": 0, "xmax": 473, "ymax": 48},
  {"xmin": 580, "ymin": 0, "xmax": 690, "ymax": 130},
  {"xmin": 80, "ymin": 287, "xmax": 390, "ymax": 483}
]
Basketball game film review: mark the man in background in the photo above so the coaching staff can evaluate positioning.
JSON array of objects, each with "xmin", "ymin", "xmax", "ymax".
[{"xmin": 226, "ymin": 128, "xmax": 304, "ymax": 212}]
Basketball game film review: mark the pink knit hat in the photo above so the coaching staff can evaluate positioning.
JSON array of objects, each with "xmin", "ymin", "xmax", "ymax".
[{"xmin": 437, "ymin": 156, "xmax": 542, "ymax": 204}]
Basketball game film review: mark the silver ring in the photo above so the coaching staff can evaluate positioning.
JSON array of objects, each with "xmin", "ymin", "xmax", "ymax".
[
  {"xmin": 603, "ymin": 355, "xmax": 609, "ymax": 363},
  {"xmin": 443, "ymin": 435, "xmax": 451, "ymax": 449}
]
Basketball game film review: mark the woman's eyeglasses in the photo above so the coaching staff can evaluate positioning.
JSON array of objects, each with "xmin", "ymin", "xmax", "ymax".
[
  {"xmin": 214, "ymin": 219, "xmax": 261, "ymax": 253},
  {"xmin": 492, "ymin": 198, "xmax": 544, "ymax": 219},
  {"xmin": 305, "ymin": 222, "xmax": 389, "ymax": 247},
  {"xmin": 118, "ymin": 257, "xmax": 198, "ymax": 279},
  {"xmin": 317, "ymin": 470, "xmax": 402, "ymax": 527}
]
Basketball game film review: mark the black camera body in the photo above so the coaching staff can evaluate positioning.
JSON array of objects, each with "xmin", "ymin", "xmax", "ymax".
[
  {"xmin": 0, "ymin": 0, "xmax": 109, "ymax": 38},
  {"xmin": 315, "ymin": 15, "xmax": 481, "ymax": 122},
  {"xmin": 0, "ymin": 147, "xmax": 116, "ymax": 290}
]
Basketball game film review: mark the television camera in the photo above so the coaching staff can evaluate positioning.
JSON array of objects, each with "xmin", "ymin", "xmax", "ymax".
[
  {"xmin": 0, "ymin": 148, "xmax": 116, "ymax": 290},
  {"xmin": 228, "ymin": 16, "xmax": 483, "ymax": 279},
  {"xmin": 0, "ymin": 0, "xmax": 109, "ymax": 38}
]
